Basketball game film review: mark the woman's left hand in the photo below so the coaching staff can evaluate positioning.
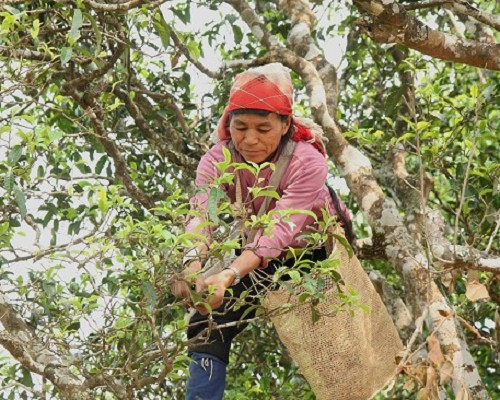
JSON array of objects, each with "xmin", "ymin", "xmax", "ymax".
[{"xmin": 195, "ymin": 269, "xmax": 235, "ymax": 314}]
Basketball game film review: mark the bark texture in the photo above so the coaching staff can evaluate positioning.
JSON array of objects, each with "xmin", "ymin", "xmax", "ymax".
[{"xmin": 354, "ymin": 0, "xmax": 500, "ymax": 71}]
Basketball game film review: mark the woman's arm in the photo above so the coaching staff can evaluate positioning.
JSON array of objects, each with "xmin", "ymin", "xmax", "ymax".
[
  {"xmin": 194, "ymin": 250, "xmax": 261, "ymax": 314},
  {"xmin": 245, "ymin": 151, "xmax": 329, "ymax": 266},
  {"xmin": 173, "ymin": 144, "xmax": 226, "ymax": 300},
  {"xmin": 196, "ymin": 147, "xmax": 329, "ymax": 313}
]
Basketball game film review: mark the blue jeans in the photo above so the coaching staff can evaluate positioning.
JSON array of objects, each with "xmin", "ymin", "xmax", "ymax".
[{"xmin": 186, "ymin": 352, "xmax": 227, "ymax": 400}]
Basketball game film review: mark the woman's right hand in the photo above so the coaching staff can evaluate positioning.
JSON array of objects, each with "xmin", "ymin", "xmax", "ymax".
[{"xmin": 172, "ymin": 260, "xmax": 203, "ymax": 299}]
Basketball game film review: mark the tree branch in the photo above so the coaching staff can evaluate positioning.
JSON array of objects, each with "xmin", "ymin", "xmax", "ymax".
[
  {"xmin": 0, "ymin": 291, "xmax": 92, "ymax": 400},
  {"xmin": 404, "ymin": 0, "xmax": 500, "ymax": 32},
  {"xmin": 388, "ymin": 146, "xmax": 499, "ymax": 274},
  {"xmin": 61, "ymin": 82, "xmax": 156, "ymax": 209},
  {"xmin": 354, "ymin": 0, "xmax": 500, "ymax": 70},
  {"xmin": 355, "ymin": 236, "xmax": 387, "ymax": 260},
  {"xmin": 3, "ymin": 232, "xmax": 96, "ymax": 264},
  {"xmin": 112, "ymin": 86, "xmax": 198, "ymax": 174},
  {"xmin": 83, "ymin": 0, "xmax": 167, "ymax": 12},
  {"xmin": 0, "ymin": 290, "xmax": 128, "ymax": 399},
  {"xmin": 0, "ymin": 46, "xmax": 51, "ymax": 61},
  {"xmin": 281, "ymin": 0, "xmax": 340, "ymax": 116},
  {"xmin": 224, "ymin": 0, "xmax": 280, "ymax": 49},
  {"xmin": 65, "ymin": 38, "xmax": 127, "ymax": 91},
  {"xmin": 368, "ymin": 270, "xmax": 414, "ymax": 341},
  {"xmin": 132, "ymin": 83, "xmax": 189, "ymax": 133},
  {"xmin": 168, "ymin": 25, "xmax": 221, "ymax": 79}
]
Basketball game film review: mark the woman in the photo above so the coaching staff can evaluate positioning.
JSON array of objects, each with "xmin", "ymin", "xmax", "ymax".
[{"xmin": 172, "ymin": 63, "xmax": 352, "ymax": 400}]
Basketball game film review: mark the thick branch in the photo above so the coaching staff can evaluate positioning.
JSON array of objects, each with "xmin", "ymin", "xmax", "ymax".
[
  {"xmin": 404, "ymin": 0, "xmax": 500, "ymax": 32},
  {"xmin": 354, "ymin": 0, "xmax": 500, "ymax": 70},
  {"xmin": 368, "ymin": 270, "xmax": 413, "ymax": 341},
  {"xmin": 281, "ymin": 0, "xmax": 340, "ymax": 116},
  {"xmin": 0, "ymin": 46, "xmax": 51, "ymax": 61},
  {"xmin": 355, "ymin": 236, "xmax": 387, "ymax": 260},
  {"xmin": 225, "ymin": 0, "xmax": 279, "ymax": 49},
  {"xmin": 424, "ymin": 210, "xmax": 500, "ymax": 274},
  {"xmin": 0, "ymin": 291, "xmax": 91, "ymax": 400},
  {"xmin": 83, "ymin": 0, "xmax": 166, "ymax": 12}
]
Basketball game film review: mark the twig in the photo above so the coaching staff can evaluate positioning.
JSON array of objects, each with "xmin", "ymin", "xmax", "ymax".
[
  {"xmin": 397, "ymin": 307, "xmax": 428, "ymax": 372},
  {"xmin": 485, "ymin": 211, "xmax": 500, "ymax": 254},
  {"xmin": 456, "ymin": 314, "xmax": 494, "ymax": 345},
  {"xmin": 4, "ymin": 232, "xmax": 96, "ymax": 263},
  {"xmin": 168, "ymin": 23, "xmax": 221, "ymax": 79},
  {"xmin": 452, "ymin": 93, "xmax": 480, "ymax": 251}
]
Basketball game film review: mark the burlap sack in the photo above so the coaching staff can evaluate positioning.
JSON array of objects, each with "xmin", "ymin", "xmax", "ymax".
[{"xmin": 264, "ymin": 235, "xmax": 403, "ymax": 400}]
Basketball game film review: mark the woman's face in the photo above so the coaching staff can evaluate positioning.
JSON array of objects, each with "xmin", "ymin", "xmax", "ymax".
[{"xmin": 229, "ymin": 113, "xmax": 291, "ymax": 163}]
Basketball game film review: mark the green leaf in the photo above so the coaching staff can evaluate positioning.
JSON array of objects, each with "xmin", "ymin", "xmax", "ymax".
[
  {"xmin": 288, "ymin": 270, "xmax": 301, "ymax": 284},
  {"xmin": 30, "ymin": 18, "xmax": 40, "ymax": 40},
  {"xmin": 14, "ymin": 186, "xmax": 27, "ymax": 218},
  {"xmin": 311, "ymin": 305, "xmax": 320, "ymax": 324},
  {"xmin": 207, "ymin": 187, "xmax": 225, "ymax": 223},
  {"xmin": 141, "ymin": 281, "xmax": 157, "ymax": 312},
  {"xmin": 396, "ymin": 132, "xmax": 414, "ymax": 143},
  {"xmin": 95, "ymin": 155, "xmax": 107, "ymax": 174},
  {"xmin": 470, "ymin": 84, "xmax": 478, "ymax": 99},
  {"xmin": 232, "ymin": 24, "xmax": 243, "ymax": 43},
  {"xmin": 153, "ymin": 12, "xmax": 170, "ymax": 49},
  {"xmin": 7, "ymin": 145, "xmax": 22, "ymax": 164},
  {"xmin": 0, "ymin": 222, "xmax": 9, "ymax": 236},
  {"xmin": 384, "ymin": 86, "xmax": 405, "ymax": 115},
  {"xmin": 3, "ymin": 171, "xmax": 14, "ymax": 192},
  {"xmin": 48, "ymin": 130, "xmax": 63, "ymax": 142},
  {"xmin": 37, "ymin": 165, "xmax": 44, "ymax": 178},
  {"xmin": 185, "ymin": 40, "xmax": 201, "ymax": 61},
  {"xmin": 20, "ymin": 367, "xmax": 33, "ymax": 388},
  {"xmin": 60, "ymin": 47, "xmax": 73, "ymax": 65},
  {"xmin": 251, "ymin": 189, "xmax": 280, "ymax": 200},
  {"xmin": 416, "ymin": 121, "xmax": 430, "ymax": 131},
  {"xmin": 332, "ymin": 233, "xmax": 353, "ymax": 259},
  {"xmin": 298, "ymin": 292, "xmax": 311, "ymax": 303},
  {"xmin": 85, "ymin": 11, "xmax": 102, "ymax": 55},
  {"xmin": 373, "ymin": 130, "xmax": 384, "ymax": 139},
  {"xmin": 464, "ymin": 139, "xmax": 475, "ymax": 151},
  {"xmin": 69, "ymin": 9, "xmax": 83, "ymax": 44}
]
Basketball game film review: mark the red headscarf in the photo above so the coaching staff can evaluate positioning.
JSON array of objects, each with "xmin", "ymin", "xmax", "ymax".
[{"xmin": 216, "ymin": 63, "xmax": 326, "ymax": 156}]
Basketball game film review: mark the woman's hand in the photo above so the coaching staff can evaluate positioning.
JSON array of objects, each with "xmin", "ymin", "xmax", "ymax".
[
  {"xmin": 172, "ymin": 260, "xmax": 203, "ymax": 299},
  {"xmin": 194, "ymin": 269, "xmax": 235, "ymax": 314}
]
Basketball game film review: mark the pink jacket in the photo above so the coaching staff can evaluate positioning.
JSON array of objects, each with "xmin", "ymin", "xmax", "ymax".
[{"xmin": 186, "ymin": 140, "xmax": 336, "ymax": 267}]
